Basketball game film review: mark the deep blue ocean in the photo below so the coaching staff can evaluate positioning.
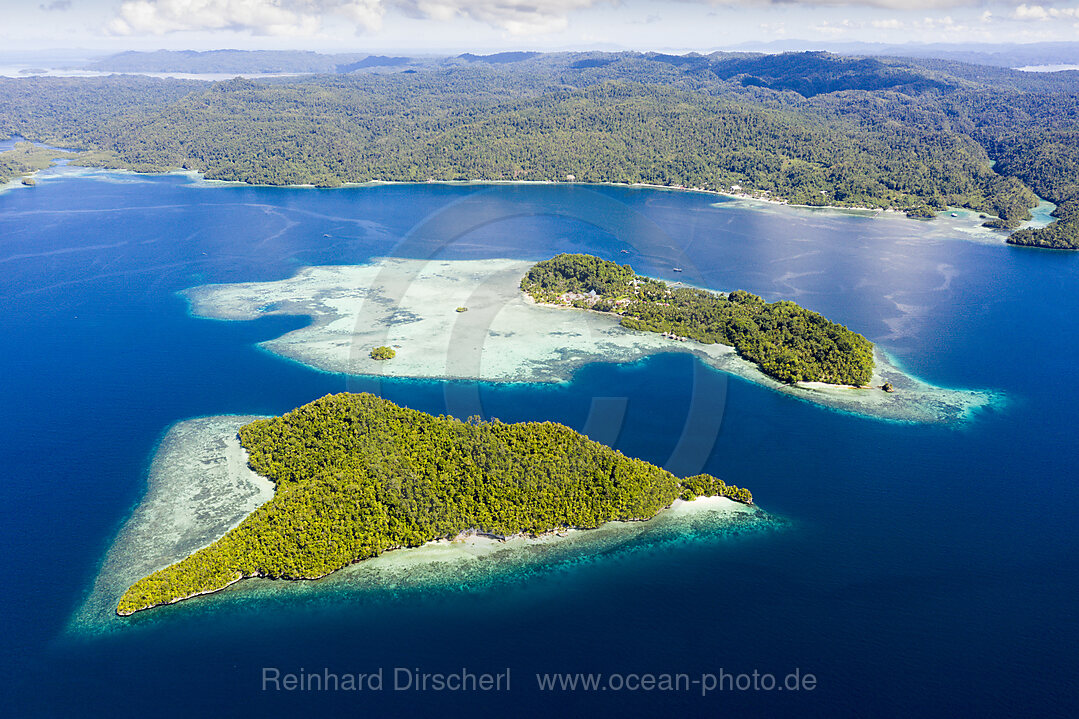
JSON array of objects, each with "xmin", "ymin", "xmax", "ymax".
[{"xmin": 2, "ymin": 170, "xmax": 1077, "ymax": 717}]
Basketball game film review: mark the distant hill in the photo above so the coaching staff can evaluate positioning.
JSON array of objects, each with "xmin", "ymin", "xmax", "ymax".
[
  {"xmin": 335, "ymin": 55, "xmax": 413, "ymax": 73},
  {"xmin": 4, "ymin": 49, "xmax": 1078, "ymax": 248},
  {"xmin": 86, "ymin": 49, "xmax": 365, "ymax": 74},
  {"xmin": 728, "ymin": 41, "xmax": 1079, "ymax": 69},
  {"xmin": 457, "ymin": 51, "xmax": 541, "ymax": 64},
  {"xmin": 658, "ymin": 52, "xmax": 952, "ymax": 97}
]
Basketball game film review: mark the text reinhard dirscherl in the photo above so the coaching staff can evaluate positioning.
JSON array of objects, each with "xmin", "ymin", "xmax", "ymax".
[
  {"xmin": 262, "ymin": 667, "xmax": 511, "ymax": 693},
  {"xmin": 261, "ymin": 667, "xmax": 817, "ymax": 696}
]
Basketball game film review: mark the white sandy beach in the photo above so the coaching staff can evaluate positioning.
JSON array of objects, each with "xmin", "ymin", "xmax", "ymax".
[{"xmin": 711, "ymin": 191, "xmax": 1058, "ymax": 245}]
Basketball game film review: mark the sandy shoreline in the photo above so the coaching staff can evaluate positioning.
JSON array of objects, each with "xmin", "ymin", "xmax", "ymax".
[
  {"xmin": 183, "ymin": 256, "xmax": 998, "ymax": 424},
  {"xmin": 14, "ymin": 159, "xmax": 1054, "ymax": 237},
  {"xmin": 191, "ymin": 173, "xmax": 1058, "ymax": 234},
  {"xmin": 6, "ymin": 163, "xmax": 1054, "ymax": 259},
  {"xmin": 176, "ymin": 170, "xmax": 1055, "ymax": 230}
]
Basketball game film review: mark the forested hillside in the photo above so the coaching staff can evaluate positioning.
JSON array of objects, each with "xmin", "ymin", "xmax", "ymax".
[
  {"xmin": 2, "ymin": 51, "xmax": 1076, "ymax": 247},
  {"xmin": 117, "ymin": 393, "xmax": 752, "ymax": 614}
]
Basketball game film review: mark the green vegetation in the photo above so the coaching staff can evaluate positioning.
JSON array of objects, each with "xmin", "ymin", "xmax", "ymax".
[
  {"xmin": 904, "ymin": 205, "xmax": 936, "ymax": 219},
  {"xmin": 0, "ymin": 141, "xmax": 70, "ymax": 184},
  {"xmin": 2, "ymin": 51, "xmax": 1077, "ymax": 246},
  {"xmin": 117, "ymin": 393, "xmax": 752, "ymax": 614},
  {"xmin": 522, "ymin": 254, "xmax": 875, "ymax": 385},
  {"xmin": 370, "ymin": 346, "xmax": 395, "ymax": 360},
  {"xmin": 1007, "ymin": 202, "xmax": 1079, "ymax": 249},
  {"xmin": 680, "ymin": 474, "xmax": 751, "ymax": 503}
]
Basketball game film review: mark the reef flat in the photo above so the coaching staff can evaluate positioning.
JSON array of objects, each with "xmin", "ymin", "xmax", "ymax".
[
  {"xmin": 68, "ymin": 416, "xmax": 273, "ymax": 633},
  {"xmin": 184, "ymin": 257, "xmax": 997, "ymax": 423}
]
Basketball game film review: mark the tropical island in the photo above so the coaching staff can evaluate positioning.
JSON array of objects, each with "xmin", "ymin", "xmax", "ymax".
[
  {"xmin": 181, "ymin": 256, "xmax": 997, "ymax": 423},
  {"xmin": 117, "ymin": 393, "xmax": 752, "ymax": 615},
  {"xmin": 0, "ymin": 51, "xmax": 1076, "ymax": 247},
  {"xmin": 522, "ymin": 254, "xmax": 875, "ymax": 386}
]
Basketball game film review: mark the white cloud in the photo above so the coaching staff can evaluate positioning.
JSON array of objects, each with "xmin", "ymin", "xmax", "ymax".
[
  {"xmin": 1013, "ymin": 3, "xmax": 1049, "ymax": 18},
  {"xmin": 108, "ymin": 0, "xmax": 322, "ymax": 36},
  {"xmin": 758, "ymin": 21, "xmax": 788, "ymax": 35},
  {"xmin": 336, "ymin": 0, "xmax": 385, "ymax": 30},
  {"xmin": 108, "ymin": 0, "xmax": 387, "ymax": 36},
  {"xmin": 108, "ymin": 0, "xmax": 604, "ymax": 36},
  {"xmin": 1011, "ymin": 3, "xmax": 1079, "ymax": 19},
  {"xmin": 709, "ymin": 0, "xmax": 1077, "ymax": 9},
  {"xmin": 103, "ymin": 0, "xmax": 1079, "ymax": 39},
  {"xmin": 397, "ymin": 0, "xmax": 601, "ymax": 35},
  {"xmin": 801, "ymin": 12, "xmax": 989, "ymax": 39},
  {"xmin": 920, "ymin": 14, "xmax": 954, "ymax": 26}
]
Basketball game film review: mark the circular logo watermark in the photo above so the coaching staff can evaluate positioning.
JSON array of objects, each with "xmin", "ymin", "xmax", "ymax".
[{"xmin": 345, "ymin": 185, "xmax": 728, "ymax": 477}]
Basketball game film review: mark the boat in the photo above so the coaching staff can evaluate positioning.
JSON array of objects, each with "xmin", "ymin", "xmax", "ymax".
[{"xmin": 673, "ymin": 267, "xmax": 683, "ymax": 272}]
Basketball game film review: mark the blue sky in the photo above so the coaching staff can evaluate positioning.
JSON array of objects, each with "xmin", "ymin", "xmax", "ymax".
[{"xmin": 2, "ymin": 0, "xmax": 1074, "ymax": 53}]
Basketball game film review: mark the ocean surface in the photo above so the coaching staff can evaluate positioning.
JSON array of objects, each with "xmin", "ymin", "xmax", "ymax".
[{"xmin": 2, "ymin": 169, "xmax": 1077, "ymax": 717}]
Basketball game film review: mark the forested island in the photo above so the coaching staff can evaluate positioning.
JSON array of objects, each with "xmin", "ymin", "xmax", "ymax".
[
  {"xmin": 0, "ymin": 51, "xmax": 1077, "ymax": 247},
  {"xmin": 117, "ymin": 393, "xmax": 752, "ymax": 615},
  {"xmin": 522, "ymin": 254, "xmax": 875, "ymax": 386}
]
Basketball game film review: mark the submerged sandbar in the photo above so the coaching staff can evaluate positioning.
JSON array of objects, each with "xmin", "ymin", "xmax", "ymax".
[{"xmin": 183, "ymin": 257, "xmax": 997, "ymax": 423}]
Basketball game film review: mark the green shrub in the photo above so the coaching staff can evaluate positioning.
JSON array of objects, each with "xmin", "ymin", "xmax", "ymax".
[{"xmin": 370, "ymin": 346, "xmax": 395, "ymax": 360}]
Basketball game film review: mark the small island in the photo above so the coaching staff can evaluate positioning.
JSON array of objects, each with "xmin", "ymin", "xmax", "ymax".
[
  {"xmin": 117, "ymin": 393, "xmax": 753, "ymax": 615},
  {"xmin": 369, "ymin": 345, "xmax": 395, "ymax": 360},
  {"xmin": 181, "ymin": 257, "xmax": 997, "ymax": 423},
  {"xmin": 521, "ymin": 254, "xmax": 875, "ymax": 386}
]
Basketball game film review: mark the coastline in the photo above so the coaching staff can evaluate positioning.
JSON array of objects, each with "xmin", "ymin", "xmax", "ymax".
[
  {"xmin": 129, "ymin": 167, "xmax": 1052, "ymax": 226},
  {"xmin": 80, "ymin": 415, "xmax": 766, "ymax": 624},
  {"xmin": 183, "ymin": 257, "xmax": 998, "ymax": 424},
  {"xmin": 3, "ymin": 158, "xmax": 1053, "ymax": 253},
  {"xmin": 120, "ymin": 494, "xmax": 759, "ymax": 617},
  {"xmin": 183, "ymin": 172, "xmax": 1053, "ymax": 232},
  {"xmin": 4, "ymin": 145, "xmax": 1049, "ymax": 234}
]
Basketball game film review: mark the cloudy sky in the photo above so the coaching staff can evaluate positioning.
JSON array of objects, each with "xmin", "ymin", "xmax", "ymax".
[{"xmin": 2, "ymin": 0, "xmax": 1075, "ymax": 54}]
